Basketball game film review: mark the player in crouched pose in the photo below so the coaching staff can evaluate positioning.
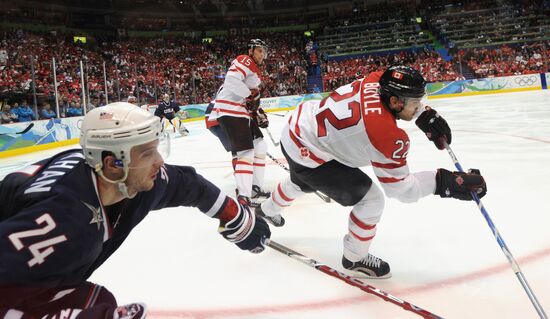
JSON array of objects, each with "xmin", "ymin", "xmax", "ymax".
[
  {"xmin": 0, "ymin": 103, "xmax": 270, "ymax": 319},
  {"xmin": 255, "ymin": 66, "xmax": 486, "ymax": 279}
]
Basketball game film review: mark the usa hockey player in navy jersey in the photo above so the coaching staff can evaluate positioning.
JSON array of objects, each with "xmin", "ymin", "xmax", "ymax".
[
  {"xmin": 0, "ymin": 102, "xmax": 270, "ymax": 319},
  {"xmin": 255, "ymin": 66, "xmax": 487, "ymax": 279},
  {"xmin": 155, "ymin": 93, "xmax": 189, "ymax": 136}
]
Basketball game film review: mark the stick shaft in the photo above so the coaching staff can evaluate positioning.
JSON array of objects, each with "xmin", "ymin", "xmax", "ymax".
[
  {"xmin": 264, "ymin": 127, "xmax": 280, "ymax": 146},
  {"xmin": 444, "ymin": 143, "xmax": 547, "ymax": 319},
  {"xmin": 267, "ymin": 240, "xmax": 444, "ymax": 319}
]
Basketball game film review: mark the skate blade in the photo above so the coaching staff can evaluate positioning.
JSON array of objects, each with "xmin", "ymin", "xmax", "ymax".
[{"xmin": 347, "ymin": 269, "xmax": 392, "ymax": 280}]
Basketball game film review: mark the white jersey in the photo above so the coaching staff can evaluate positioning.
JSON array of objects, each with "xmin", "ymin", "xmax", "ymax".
[
  {"xmin": 280, "ymin": 72, "xmax": 436, "ymax": 203},
  {"xmin": 210, "ymin": 54, "xmax": 262, "ymax": 120}
]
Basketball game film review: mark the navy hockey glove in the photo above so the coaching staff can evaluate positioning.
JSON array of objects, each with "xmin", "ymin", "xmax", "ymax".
[
  {"xmin": 415, "ymin": 107, "xmax": 451, "ymax": 150},
  {"xmin": 435, "ymin": 168, "xmax": 487, "ymax": 201},
  {"xmin": 219, "ymin": 200, "xmax": 271, "ymax": 253},
  {"xmin": 246, "ymin": 88, "xmax": 261, "ymax": 112},
  {"xmin": 252, "ymin": 108, "xmax": 269, "ymax": 128}
]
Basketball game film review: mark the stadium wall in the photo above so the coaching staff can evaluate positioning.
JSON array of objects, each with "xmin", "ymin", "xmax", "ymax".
[
  {"xmin": 0, "ymin": 118, "xmax": 81, "ymax": 158},
  {"xmin": 426, "ymin": 73, "xmax": 547, "ymax": 99},
  {"xmin": 1, "ymin": 73, "xmax": 548, "ymax": 158}
]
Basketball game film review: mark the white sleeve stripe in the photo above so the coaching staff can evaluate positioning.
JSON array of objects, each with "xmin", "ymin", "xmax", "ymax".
[{"xmin": 205, "ymin": 191, "xmax": 226, "ymax": 217}]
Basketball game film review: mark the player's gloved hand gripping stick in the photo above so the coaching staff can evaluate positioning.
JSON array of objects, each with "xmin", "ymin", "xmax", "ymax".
[
  {"xmin": 443, "ymin": 141, "xmax": 547, "ymax": 319},
  {"xmin": 418, "ymin": 107, "xmax": 545, "ymax": 318},
  {"xmin": 218, "ymin": 199, "xmax": 271, "ymax": 254}
]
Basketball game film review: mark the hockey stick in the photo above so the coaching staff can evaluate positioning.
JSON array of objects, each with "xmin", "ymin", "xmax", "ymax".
[
  {"xmin": 266, "ymin": 152, "xmax": 331, "ymax": 203},
  {"xmin": 267, "ymin": 240, "xmax": 443, "ymax": 319},
  {"xmin": 0, "ymin": 123, "xmax": 34, "ymax": 136},
  {"xmin": 268, "ymin": 112, "xmax": 287, "ymax": 117},
  {"xmin": 444, "ymin": 142, "xmax": 547, "ymax": 319},
  {"xmin": 264, "ymin": 127, "xmax": 280, "ymax": 147}
]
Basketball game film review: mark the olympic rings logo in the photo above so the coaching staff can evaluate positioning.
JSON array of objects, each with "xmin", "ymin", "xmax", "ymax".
[{"xmin": 514, "ymin": 75, "xmax": 538, "ymax": 87}]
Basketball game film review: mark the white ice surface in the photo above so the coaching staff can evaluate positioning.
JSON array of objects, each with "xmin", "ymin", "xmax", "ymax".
[{"xmin": 2, "ymin": 90, "xmax": 549, "ymax": 319}]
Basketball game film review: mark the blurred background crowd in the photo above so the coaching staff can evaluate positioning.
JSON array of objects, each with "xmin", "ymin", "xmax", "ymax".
[{"xmin": 0, "ymin": 0, "xmax": 549, "ymax": 122}]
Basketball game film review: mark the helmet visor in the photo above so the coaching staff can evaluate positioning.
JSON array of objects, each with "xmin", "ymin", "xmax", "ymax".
[{"xmin": 128, "ymin": 131, "xmax": 171, "ymax": 169}]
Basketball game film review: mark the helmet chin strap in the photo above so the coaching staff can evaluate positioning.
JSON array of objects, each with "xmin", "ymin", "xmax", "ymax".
[{"xmin": 95, "ymin": 164, "xmax": 137, "ymax": 199}]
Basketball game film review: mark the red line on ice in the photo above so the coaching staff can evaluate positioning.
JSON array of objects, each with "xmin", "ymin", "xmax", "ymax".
[{"xmin": 149, "ymin": 247, "xmax": 550, "ymax": 318}]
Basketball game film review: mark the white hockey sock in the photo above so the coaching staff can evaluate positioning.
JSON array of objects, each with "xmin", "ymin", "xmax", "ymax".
[
  {"xmin": 261, "ymin": 177, "xmax": 305, "ymax": 216},
  {"xmin": 343, "ymin": 185, "xmax": 384, "ymax": 262},
  {"xmin": 252, "ymin": 138, "xmax": 267, "ymax": 188},
  {"xmin": 234, "ymin": 149, "xmax": 254, "ymax": 197}
]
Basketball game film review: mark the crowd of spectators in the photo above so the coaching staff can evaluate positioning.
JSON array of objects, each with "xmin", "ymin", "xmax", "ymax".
[
  {"xmin": 0, "ymin": 28, "xmax": 308, "ymax": 115},
  {"xmin": 322, "ymin": 49, "xmax": 463, "ymax": 91},
  {"xmin": 322, "ymin": 41, "xmax": 549, "ymax": 90},
  {"xmin": 1, "ymin": 19, "xmax": 549, "ymax": 124},
  {"xmin": 459, "ymin": 42, "xmax": 549, "ymax": 77}
]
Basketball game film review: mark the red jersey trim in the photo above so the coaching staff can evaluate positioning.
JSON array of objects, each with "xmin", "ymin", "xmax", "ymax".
[
  {"xmin": 229, "ymin": 66, "xmax": 247, "ymax": 78},
  {"xmin": 288, "ymin": 129, "xmax": 326, "ymax": 165},
  {"xmin": 216, "ymin": 99, "xmax": 245, "ymax": 107},
  {"xmin": 235, "ymin": 55, "xmax": 261, "ymax": 79},
  {"xmin": 360, "ymin": 74, "xmax": 409, "ymax": 165},
  {"xmin": 371, "ymin": 161, "xmax": 407, "ymax": 169},
  {"xmin": 377, "ymin": 176, "xmax": 407, "ymax": 183},
  {"xmin": 213, "ymin": 107, "xmax": 250, "ymax": 117}
]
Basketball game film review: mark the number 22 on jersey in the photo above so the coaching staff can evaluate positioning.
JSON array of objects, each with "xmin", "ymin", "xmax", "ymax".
[{"xmin": 316, "ymin": 81, "xmax": 362, "ymax": 137}]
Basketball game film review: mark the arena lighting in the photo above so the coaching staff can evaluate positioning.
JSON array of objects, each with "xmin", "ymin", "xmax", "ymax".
[
  {"xmin": 202, "ymin": 37, "xmax": 213, "ymax": 44},
  {"xmin": 416, "ymin": 17, "xmax": 422, "ymax": 23},
  {"xmin": 73, "ymin": 36, "xmax": 87, "ymax": 44}
]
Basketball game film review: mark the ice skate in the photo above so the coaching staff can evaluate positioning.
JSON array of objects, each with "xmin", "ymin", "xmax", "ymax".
[
  {"xmin": 342, "ymin": 254, "xmax": 391, "ymax": 279},
  {"xmin": 255, "ymin": 204, "xmax": 285, "ymax": 227}
]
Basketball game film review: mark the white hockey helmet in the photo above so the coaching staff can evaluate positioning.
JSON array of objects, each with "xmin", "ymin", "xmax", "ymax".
[{"xmin": 80, "ymin": 102, "xmax": 167, "ymax": 172}]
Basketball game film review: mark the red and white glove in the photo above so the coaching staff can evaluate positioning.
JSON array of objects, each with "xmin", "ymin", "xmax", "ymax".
[{"xmin": 246, "ymin": 88, "xmax": 260, "ymax": 112}]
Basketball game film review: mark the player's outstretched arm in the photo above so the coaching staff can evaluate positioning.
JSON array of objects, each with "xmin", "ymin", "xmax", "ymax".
[
  {"xmin": 435, "ymin": 168, "xmax": 487, "ymax": 200},
  {"xmin": 415, "ymin": 106, "xmax": 451, "ymax": 150},
  {"xmin": 217, "ymin": 199, "xmax": 271, "ymax": 253},
  {"xmin": 150, "ymin": 165, "xmax": 270, "ymax": 253}
]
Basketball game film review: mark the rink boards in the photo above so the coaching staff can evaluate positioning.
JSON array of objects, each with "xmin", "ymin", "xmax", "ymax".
[{"xmin": 1, "ymin": 72, "xmax": 549, "ymax": 157}]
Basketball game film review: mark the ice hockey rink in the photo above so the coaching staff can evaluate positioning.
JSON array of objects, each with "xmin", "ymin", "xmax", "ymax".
[{"xmin": 1, "ymin": 90, "xmax": 549, "ymax": 318}]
